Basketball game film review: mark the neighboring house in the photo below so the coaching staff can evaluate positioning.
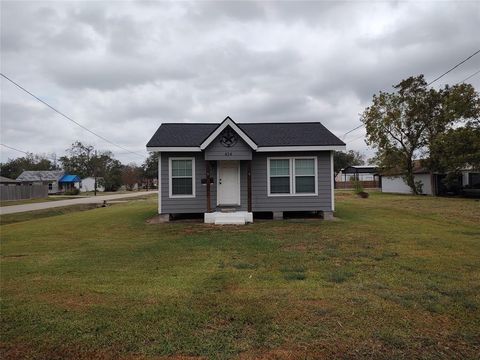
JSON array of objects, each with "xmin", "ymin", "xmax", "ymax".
[
  {"xmin": 59, "ymin": 174, "xmax": 81, "ymax": 192},
  {"xmin": 146, "ymin": 116, "xmax": 346, "ymax": 224},
  {"xmin": 381, "ymin": 161, "xmax": 480, "ymax": 196},
  {"xmin": 77, "ymin": 177, "xmax": 105, "ymax": 192},
  {"xmin": 16, "ymin": 171, "xmax": 80, "ymax": 194},
  {"xmin": 0, "ymin": 176, "xmax": 20, "ymax": 186},
  {"xmin": 336, "ymin": 165, "xmax": 379, "ymax": 182}
]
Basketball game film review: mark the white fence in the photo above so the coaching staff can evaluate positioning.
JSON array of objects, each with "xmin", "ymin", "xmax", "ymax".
[{"xmin": 0, "ymin": 184, "xmax": 48, "ymax": 201}]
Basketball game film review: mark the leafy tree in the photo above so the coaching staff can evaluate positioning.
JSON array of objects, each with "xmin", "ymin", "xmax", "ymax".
[
  {"xmin": 333, "ymin": 150, "xmax": 365, "ymax": 176},
  {"xmin": 96, "ymin": 153, "xmax": 123, "ymax": 192},
  {"xmin": 60, "ymin": 141, "xmax": 95, "ymax": 178},
  {"xmin": 429, "ymin": 125, "xmax": 480, "ymax": 187},
  {"xmin": 0, "ymin": 154, "xmax": 58, "ymax": 179},
  {"xmin": 60, "ymin": 141, "xmax": 123, "ymax": 191},
  {"xmin": 142, "ymin": 152, "xmax": 159, "ymax": 189},
  {"xmin": 121, "ymin": 163, "xmax": 141, "ymax": 190},
  {"xmin": 362, "ymin": 75, "xmax": 480, "ymax": 194}
]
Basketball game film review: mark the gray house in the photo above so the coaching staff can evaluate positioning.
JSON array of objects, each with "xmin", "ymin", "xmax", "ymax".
[
  {"xmin": 16, "ymin": 171, "xmax": 80, "ymax": 194},
  {"xmin": 146, "ymin": 117, "xmax": 346, "ymax": 224}
]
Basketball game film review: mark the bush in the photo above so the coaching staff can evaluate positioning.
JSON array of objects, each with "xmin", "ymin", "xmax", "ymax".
[
  {"xmin": 64, "ymin": 188, "xmax": 80, "ymax": 195},
  {"xmin": 352, "ymin": 179, "xmax": 364, "ymax": 194}
]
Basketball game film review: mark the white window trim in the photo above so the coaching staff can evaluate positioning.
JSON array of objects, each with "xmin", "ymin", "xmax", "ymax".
[
  {"xmin": 168, "ymin": 157, "xmax": 196, "ymax": 198},
  {"xmin": 267, "ymin": 156, "xmax": 318, "ymax": 197}
]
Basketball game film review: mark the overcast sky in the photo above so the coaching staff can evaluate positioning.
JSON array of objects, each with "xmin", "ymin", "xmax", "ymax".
[{"xmin": 1, "ymin": 0, "xmax": 479, "ymax": 165}]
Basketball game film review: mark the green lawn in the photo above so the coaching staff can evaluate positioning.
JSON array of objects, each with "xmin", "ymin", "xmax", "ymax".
[
  {"xmin": 0, "ymin": 196, "xmax": 78, "ymax": 207},
  {"xmin": 1, "ymin": 193, "xmax": 479, "ymax": 359}
]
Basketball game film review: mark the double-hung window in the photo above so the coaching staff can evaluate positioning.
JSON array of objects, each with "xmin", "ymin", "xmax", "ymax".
[
  {"xmin": 269, "ymin": 159, "xmax": 291, "ymax": 194},
  {"xmin": 294, "ymin": 158, "xmax": 316, "ymax": 193},
  {"xmin": 169, "ymin": 158, "xmax": 195, "ymax": 197},
  {"xmin": 268, "ymin": 157, "xmax": 317, "ymax": 196}
]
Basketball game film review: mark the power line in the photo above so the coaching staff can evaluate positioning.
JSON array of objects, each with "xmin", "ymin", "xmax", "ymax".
[
  {"xmin": 427, "ymin": 49, "xmax": 480, "ymax": 86},
  {"xmin": 1, "ymin": 143, "xmax": 30, "ymax": 155},
  {"xmin": 0, "ymin": 73, "xmax": 145, "ymax": 159},
  {"xmin": 345, "ymin": 134, "xmax": 366, "ymax": 144},
  {"xmin": 460, "ymin": 69, "xmax": 480, "ymax": 83},
  {"xmin": 1, "ymin": 143, "xmax": 57, "ymax": 161},
  {"xmin": 343, "ymin": 123, "xmax": 364, "ymax": 137},
  {"xmin": 341, "ymin": 50, "xmax": 480, "ymax": 141}
]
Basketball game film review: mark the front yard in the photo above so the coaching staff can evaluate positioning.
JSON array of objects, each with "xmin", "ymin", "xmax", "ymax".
[{"xmin": 1, "ymin": 192, "xmax": 479, "ymax": 359}]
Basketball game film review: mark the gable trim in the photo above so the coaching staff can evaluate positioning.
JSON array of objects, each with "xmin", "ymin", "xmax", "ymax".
[{"xmin": 199, "ymin": 117, "xmax": 258, "ymax": 151}]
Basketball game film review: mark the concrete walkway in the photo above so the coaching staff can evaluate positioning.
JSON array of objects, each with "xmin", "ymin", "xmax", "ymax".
[{"xmin": 0, "ymin": 192, "xmax": 156, "ymax": 215}]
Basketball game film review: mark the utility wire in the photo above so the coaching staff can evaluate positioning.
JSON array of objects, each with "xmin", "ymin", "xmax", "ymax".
[
  {"xmin": 0, "ymin": 73, "xmax": 145, "ymax": 159},
  {"xmin": 341, "ymin": 50, "xmax": 480, "ymax": 141},
  {"xmin": 1, "ymin": 143, "xmax": 30, "ymax": 155},
  {"xmin": 427, "ymin": 49, "xmax": 480, "ymax": 86},
  {"xmin": 345, "ymin": 134, "xmax": 366, "ymax": 144},
  {"xmin": 1, "ymin": 143, "xmax": 57, "ymax": 161},
  {"xmin": 460, "ymin": 69, "xmax": 480, "ymax": 83},
  {"xmin": 343, "ymin": 123, "xmax": 364, "ymax": 137}
]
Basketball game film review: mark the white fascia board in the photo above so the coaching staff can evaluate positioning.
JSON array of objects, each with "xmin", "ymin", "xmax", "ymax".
[
  {"xmin": 147, "ymin": 147, "xmax": 201, "ymax": 152},
  {"xmin": 199, "ymin": 118, "xmax": 258, "ymax": 150},
  {"xmin": 257, "ymin": 145, "xmax": 346, "ymax": 152},
  {"xmin": 330, "ymin": 150, "xmax": 335, "ymax": 211}
]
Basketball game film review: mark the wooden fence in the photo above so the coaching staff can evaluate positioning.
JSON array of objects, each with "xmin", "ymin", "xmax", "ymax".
[
  {"xmin": 335, "ymin": 180, "xmax": 380, "ymax": 189},
  {"xmin": 0, "ymin": 184, "xmax": 48, "ymax": 201}
]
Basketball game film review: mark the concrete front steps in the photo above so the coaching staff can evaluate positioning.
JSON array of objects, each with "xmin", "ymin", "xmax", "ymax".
[{"xmin": 204, "ymin": 211, "xmax": 253, "ymax": 225}]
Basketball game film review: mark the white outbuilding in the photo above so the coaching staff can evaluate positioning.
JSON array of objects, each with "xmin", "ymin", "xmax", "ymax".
[{"xmin": 78, "ymin": 177, "xmax": 105, "ymax": 192}]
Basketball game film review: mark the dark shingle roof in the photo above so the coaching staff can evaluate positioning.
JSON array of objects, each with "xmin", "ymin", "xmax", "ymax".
[
  {"xmin": 0, "ymin": 176, "xmax": 19, "ymax": 183},
  {"xmin": 146, "ymin": 122, "xmax": 345, "ymax": 147},
  {"xmin": 16, "ymin": 171, "xmax": 65, "ymax": 182}
]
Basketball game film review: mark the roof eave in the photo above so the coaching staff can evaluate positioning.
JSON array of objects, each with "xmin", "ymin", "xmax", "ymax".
[
  {"xmin": 256, "ymin": 145, "xmax": 346, "ymax": 152},
  {"xmin": 147, "ymin": 146, "xmax": 202, "ymax": 152}
]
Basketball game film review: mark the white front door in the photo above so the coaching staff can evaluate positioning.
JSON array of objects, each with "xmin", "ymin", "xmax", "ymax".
[{"xmin": 217, "ymin": 160, "xmax": 240, "ymax": 205}]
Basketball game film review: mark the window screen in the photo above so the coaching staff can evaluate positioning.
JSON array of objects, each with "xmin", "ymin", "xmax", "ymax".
[
  {"xmin": 171, "ymin": 159, "xmax": 193, "ymax": 195},
  {"xmin": 270, "ymin": 159, "xmax": 290, "ymax": 194},
  {"xmin": 295, "ymin": 158, "xmax": 315, "ymax": 193}
]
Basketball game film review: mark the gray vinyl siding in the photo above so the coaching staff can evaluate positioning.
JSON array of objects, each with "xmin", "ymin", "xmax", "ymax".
[
  {"xmin": 160, "ymin": 152, "xmax": 213, "ymax": 214},
  {"xmin": 251, "ymin": 152, "xmax": 332, "ymax": 212},
  {"xmin": 159, "ymin": 151, "xmax": 333, "ymax": 214},
  {"xmin": 204, "ymin": 135, "xmax": 252, "ymax": 160}
]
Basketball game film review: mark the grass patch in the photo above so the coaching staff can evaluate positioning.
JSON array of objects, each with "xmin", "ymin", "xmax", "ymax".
[
  {"xmin": 0, "ymin": 196, "xmax": 78, "ymax": 207},
  {"xmin": 0, "ymin": 204, "xmax": 99, "ymax": 225},
  {"xmin": 232, "ymin": 262, "xmax": 257, "ymax": 270},
  {"xmin": 283, "ymin": 272, "xmax": 306, "ymax": 281},
  {"xmin": 1, "ymin": 192, "xmax": 479, "ymax": 358},
  {"xmin": 325, "ymin": 268, "xmax": 354, "ymax": 283}
]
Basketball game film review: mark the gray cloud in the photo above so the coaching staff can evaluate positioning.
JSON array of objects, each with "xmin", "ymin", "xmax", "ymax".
[{"xmin": 1, "ymin": 0, "xmax": 479, "ymax": 164}]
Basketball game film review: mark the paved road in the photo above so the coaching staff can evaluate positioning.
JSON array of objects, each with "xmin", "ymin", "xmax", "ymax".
[{"xmin": 0, "ymin": 192, "xmax": 156, "ymax": 215}]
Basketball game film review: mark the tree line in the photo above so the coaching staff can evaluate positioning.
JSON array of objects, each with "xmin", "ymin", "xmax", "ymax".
[
  {"xmin": 0, "ymin": 141, "xmax": 160, "ymax": 191},
  {"xmin": 3, "ymin": 74, "xmax": 478, "ymax": 196}
]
